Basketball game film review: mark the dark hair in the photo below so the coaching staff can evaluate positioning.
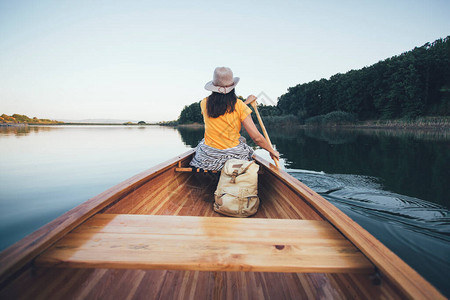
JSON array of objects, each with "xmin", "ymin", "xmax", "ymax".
[{"xmin": 206, "ymin": 89, "xmax": 237, "ymax": 118}]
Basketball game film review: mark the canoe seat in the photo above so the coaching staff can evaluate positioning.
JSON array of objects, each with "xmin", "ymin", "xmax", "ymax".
[
  {"xmin": 175, "ymin": 167, "xmax": 218, "ymax": 173},
  {"xmin": 174, "ymin": 161, "xmax": 218, "ymax": 173},
  {"xmin": 35, "ymin": 214, "xmax": 374, "ymax": 274}
]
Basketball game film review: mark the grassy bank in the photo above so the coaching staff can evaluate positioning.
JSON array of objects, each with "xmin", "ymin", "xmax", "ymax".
[
  {"xmin": 354, "ymin": 117, "xmax": 450, "ymax": 129},
  {"xmin": 261, "ymin": 115, "xmax": 450, "ymax": 129}
]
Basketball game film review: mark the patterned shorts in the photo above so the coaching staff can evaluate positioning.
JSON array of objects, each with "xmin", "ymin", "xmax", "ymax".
[{"xmin": 189, "ymin": 138, "xmax": 254, "ymax": 171}]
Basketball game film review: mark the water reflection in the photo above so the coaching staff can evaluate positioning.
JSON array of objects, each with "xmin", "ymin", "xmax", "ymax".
[
  {"xmin": 176, "ymin": 126, "xmax": 205, "ymax": 148},
  {"xmin": 0, "ymin": 125, "xmax": 60, "ymax": 136},
  {"xmin": 272, "ymin": 128, "xmax": 450, "ymax": 208},
  {"xmin": 303, "ymin": 128, "xmax": 358, "ymax": 144}
]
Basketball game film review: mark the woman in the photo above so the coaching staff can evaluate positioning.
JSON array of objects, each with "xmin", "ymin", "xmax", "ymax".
[{"xmin": 190, "ymin": 67, "xmax": 279, "ymax": 170}]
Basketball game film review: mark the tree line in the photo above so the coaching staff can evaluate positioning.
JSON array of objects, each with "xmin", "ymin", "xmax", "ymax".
[
  {"xmin": 278, "ymin": 36, "xmax": 450, "ymax": 121},
  {"xmin": 0, "ymin": 114, "xmax": 62, "ymax": 124}
]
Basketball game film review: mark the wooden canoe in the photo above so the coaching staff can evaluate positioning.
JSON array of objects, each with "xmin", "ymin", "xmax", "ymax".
[{"xmin": 0, "ymin": 149, "xmax": 444, "ymax": 299}]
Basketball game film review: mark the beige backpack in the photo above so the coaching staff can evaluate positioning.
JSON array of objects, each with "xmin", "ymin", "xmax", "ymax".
[{"xmin": 214, "ymin": 159, "xmax": 260, "ymax": 217}]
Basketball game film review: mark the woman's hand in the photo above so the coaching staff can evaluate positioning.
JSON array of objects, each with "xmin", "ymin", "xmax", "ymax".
[
  {"xmin": 246, "ymin": 95, "xmax": 257, "ymax": 103},
  {"xmin": 270, "ymin": 150, "xmax": 280, "ymax": 161}
]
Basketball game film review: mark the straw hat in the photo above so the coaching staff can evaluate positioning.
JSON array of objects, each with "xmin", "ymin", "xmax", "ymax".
[{"xmin": 204, "ymin": 67, "xmax": 240, "ymax": 94}]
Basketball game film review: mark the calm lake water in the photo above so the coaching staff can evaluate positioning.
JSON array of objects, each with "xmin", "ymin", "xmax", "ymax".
[{"xmin": 1, "ymin": 125, "xmax": 449, "ymax": 296}]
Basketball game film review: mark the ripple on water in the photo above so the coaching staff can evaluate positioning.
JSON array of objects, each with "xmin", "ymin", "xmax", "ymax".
[{"xmin": 289, "ymin": 170, "xmax": 450, "ymax": 235}]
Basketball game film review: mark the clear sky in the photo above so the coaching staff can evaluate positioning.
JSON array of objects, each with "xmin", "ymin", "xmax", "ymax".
[{"xmin": 1, "ymin": 0, "xmax": 449, "ymax": 122}]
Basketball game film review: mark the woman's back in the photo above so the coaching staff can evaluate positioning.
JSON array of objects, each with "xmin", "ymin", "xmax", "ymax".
[{"xmin": 201, "ymin": 97, "xmax": 251, "ymax": 150}]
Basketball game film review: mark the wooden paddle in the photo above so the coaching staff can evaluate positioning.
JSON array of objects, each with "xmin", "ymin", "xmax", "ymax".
[{"xmin": 245, "ymin": 97, "xmax": 280, "ymax": 167}]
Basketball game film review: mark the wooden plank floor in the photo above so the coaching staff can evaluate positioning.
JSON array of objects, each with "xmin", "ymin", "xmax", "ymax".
[
  {"xmin": 2, "ymin": 267, "xmax": 390, "ymax": 300},
  {"xmin": 36, "ymin": 214, "xmax": 374, "ymax": 273}
]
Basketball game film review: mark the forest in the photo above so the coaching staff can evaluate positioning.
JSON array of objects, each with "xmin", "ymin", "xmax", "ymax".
[
  {"xmin": 175, "ymin": 37, "xmax": 449, "ymax": 125},
  {"xmin": 278, "ymin": 36, "xmax": 450, "ymax": 121}
]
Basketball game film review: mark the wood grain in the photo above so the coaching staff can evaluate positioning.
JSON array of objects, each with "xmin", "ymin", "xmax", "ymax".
[{"xmin": 36, "ymin": 214, "xmax": 374, "ymax": 274}]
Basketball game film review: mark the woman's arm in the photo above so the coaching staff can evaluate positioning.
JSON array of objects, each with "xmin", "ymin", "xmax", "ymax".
[{"xmin": 242, "ymin": 115, "xmax": 280, "ymax": 160}]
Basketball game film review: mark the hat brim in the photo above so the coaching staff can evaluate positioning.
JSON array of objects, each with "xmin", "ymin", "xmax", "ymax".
[{"xmin": 204, "ymin": 77, "xmax": 240, "ymax": 94}]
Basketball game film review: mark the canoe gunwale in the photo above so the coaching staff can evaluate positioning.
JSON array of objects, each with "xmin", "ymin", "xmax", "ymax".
[
  {"xmin": 253, "ymin": 154, "xmax": 444, "ymax": 299},
  {"xmin": 0, "ymin": 149, "xmax": 196, "ymax": 287}
]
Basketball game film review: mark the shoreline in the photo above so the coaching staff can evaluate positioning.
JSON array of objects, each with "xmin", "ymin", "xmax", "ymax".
[
  {"xmin": 3, "ymin": 119, "xmax": 449, "ymax": 130},
  {"xmin": 308, "ymin": 123, "xmax": 450, "ymax": 130},
  {"xmin": 169, "ymin": 123, "xmax": 450, "ymax": 130},
  {"xmin": 0, "ymin": 123, "xmax": 159, "ymax": 126}
]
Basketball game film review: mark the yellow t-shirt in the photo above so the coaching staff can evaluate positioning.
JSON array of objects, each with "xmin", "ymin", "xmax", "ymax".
[{"xmin": 201, "ymin": 97, "xmax": 252, "ymax": 150}]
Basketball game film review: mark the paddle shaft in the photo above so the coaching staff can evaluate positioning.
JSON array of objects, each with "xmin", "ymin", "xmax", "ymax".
[{"xmin": 250, "ymin": 101, "xmax": 280, "ymax": 167}]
